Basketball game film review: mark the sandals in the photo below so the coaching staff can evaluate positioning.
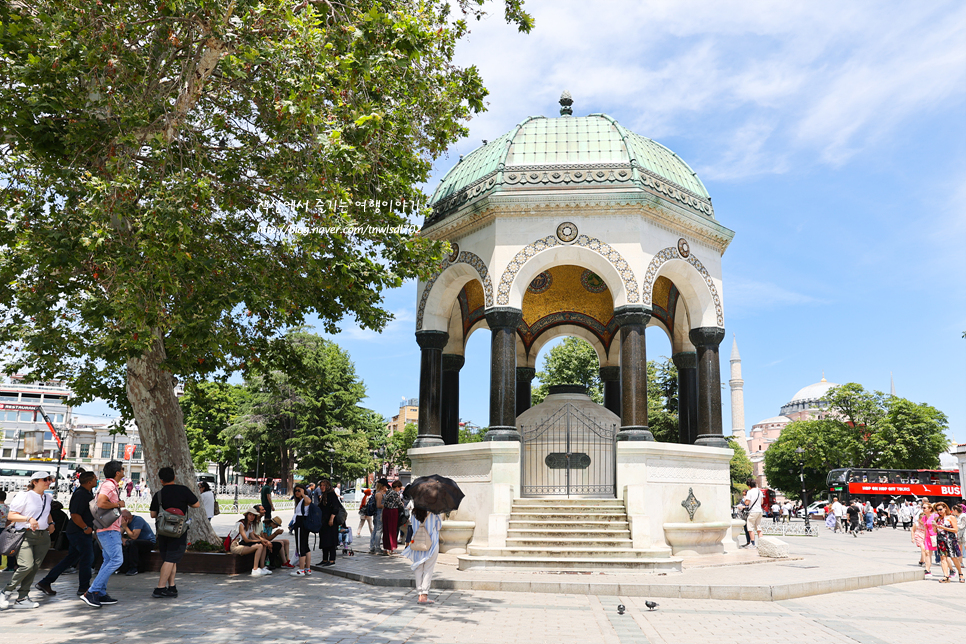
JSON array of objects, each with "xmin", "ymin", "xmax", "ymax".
[{"xmin": 940, "ymin": 576, "xmax": 950, "ymax": 583}]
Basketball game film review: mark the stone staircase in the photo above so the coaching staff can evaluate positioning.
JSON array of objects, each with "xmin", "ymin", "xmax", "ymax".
[{"xmin": 457, "ymin": 498, "xmax": 683, "ymax": 572}]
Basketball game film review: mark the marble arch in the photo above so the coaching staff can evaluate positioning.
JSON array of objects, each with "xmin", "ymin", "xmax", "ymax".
[
  {"xmin": 517, "ymin": 324, "xmax": 613, "ymax": 370},
  {"xmin": 416, "ymin": 250, "xmax": 493, "ymax": 332},
  {"xmin": 497, "ymin": 234, "xmax": 639, "ymax": 310},
  {"xmin": 643, "ymin": 247, "xmax": 724, "ymax": 329}
]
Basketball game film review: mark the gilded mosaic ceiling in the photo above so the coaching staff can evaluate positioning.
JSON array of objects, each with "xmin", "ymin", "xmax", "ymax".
[{"xmin": 522, "ymin": 265, "xmax": 614, "ymax": 326}]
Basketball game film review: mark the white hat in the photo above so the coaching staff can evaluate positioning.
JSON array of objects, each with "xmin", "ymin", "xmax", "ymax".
[{"xmin": 30, "ymin": 471, "xmax": 52, "ymax": 480}]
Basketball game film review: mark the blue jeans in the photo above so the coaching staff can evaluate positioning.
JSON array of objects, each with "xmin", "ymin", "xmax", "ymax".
[
  {"xmin": 369, "ymin": 512, "xmax": 383, "ymax": 552},
  {"xmin": 89, "ymin": 531, "xmax": 122, "ymax": 596},
  {"xmin": 41, "ymin": 531, "xmax": 94, "ymax": 592}
]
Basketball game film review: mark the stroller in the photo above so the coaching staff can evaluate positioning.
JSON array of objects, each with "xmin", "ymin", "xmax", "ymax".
[{"xmin": 338, "ymin": 525, "xmax": 355, "ymax": 556}]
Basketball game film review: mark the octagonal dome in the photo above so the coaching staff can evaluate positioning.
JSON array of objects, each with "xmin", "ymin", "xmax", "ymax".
[{"xmin": 427, "ymin": 107, "xmax": 714, "ymax": 225}]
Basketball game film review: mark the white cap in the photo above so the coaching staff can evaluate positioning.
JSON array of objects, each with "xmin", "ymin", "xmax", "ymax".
[{"xmin": 30, "ymin": 471, "xmax": 52, "ymax": 480}]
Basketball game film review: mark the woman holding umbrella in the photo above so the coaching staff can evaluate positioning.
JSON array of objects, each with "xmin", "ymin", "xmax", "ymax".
[
  {"xmin": 403, "ymin": 474, "xmax": 464, "ymax": 604},
  {"xmin": 403, "ymin": 507, "xmax": 442, "ymax": 604}
]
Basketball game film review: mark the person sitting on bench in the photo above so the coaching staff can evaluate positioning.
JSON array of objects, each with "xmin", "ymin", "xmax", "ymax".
[{"xmin": 120, "ymin": 510, "xmax": 156, "ymax": 575}]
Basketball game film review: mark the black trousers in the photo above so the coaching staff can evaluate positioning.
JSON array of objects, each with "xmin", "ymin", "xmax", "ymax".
[
  {"xmin": 321, "ymin": 546, "xmax": 336, "ymax": 562},
  {"xmin": 121, "ymin": 540, "xmax": 155, "ymax": 573}
]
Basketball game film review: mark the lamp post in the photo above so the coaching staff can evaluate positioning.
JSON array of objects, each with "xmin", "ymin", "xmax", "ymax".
[
  {"xmin": 233, "ymin": 434, "xmax": 244, "ymax": 512},
  {"xmin": 795, "ymin": 447, "xmax": 810, "ymax": 533}
]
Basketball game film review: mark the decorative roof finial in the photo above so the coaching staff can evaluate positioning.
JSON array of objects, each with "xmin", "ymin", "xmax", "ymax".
[
  {"xmin": 821, "ymin": 371, "xmax": 826, "ymax": 383},
  {"xmin": 559, "ymin": 90, "xmax": 573, "ymax": 116}
]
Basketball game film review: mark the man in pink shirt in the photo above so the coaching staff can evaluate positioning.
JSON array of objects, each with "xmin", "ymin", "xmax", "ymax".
[{"xmin": 82, "ymin": 461, "xmax": 125, "ymax": 608}]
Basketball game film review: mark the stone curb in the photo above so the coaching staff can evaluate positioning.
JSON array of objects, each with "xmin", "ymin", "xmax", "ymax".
[{"xmin": 310, "ymin": 565, "xmax": 924, "ymax": 602}]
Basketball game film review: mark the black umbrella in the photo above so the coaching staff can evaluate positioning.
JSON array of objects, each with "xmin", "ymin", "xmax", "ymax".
[{"xmin": 404, "ymin": 474, "xmax": 464, "ymax": 514}]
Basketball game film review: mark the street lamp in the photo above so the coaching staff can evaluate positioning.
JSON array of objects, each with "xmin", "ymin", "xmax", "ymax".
[
  {"xmin": 795, "ymin": 447, "xmax": 810, "ymax": 533},
  {"xmin": 233, "ymin": 434, "xmax": 244, "ymax": 512}
]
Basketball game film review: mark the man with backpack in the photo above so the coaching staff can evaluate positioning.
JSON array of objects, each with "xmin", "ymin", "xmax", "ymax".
[{"xmin": 149, "ymin": 467, "xmax": 200, "ymax": 599}]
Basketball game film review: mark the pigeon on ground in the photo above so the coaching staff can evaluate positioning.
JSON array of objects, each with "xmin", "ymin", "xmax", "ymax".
[
  {"xmin": 617, "ymin": 604, "xmax": 625, "ymax": 615},
  {"xmin": 645, "ymin": 600, "xmax": 659, "ymax": 611}
]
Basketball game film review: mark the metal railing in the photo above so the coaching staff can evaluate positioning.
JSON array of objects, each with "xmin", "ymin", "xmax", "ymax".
[{"xmin": 760, "ymin": 521, "xmax": 818, "ymax": 537}]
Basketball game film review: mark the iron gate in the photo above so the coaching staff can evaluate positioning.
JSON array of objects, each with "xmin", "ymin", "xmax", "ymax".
[{"xmin": 520, "ymin": 402, "xmax": 617, "ymax": 497}]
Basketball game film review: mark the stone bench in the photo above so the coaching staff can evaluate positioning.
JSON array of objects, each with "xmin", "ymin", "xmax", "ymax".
[{"xmin": 41, "ymin": 546, "xmax": 256, "ymax": 575}]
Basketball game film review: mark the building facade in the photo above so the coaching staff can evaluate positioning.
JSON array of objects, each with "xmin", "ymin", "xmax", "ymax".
[
  {"xmin": 0, "ymin": 377, "xmax": 72, "ymax": 460},
  {"xmin": 386, "ymin": 398, "xmax": 419, "ymax": 435}
]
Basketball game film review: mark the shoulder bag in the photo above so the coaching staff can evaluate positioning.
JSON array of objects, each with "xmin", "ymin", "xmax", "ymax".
[
  {"xmin": 90, "ymin": 481, "xmax": 121, "ymax": 530},
  {"xmin": 0, "ymin": 493, "xmax": 49, "ymax": 557},
  {"xmin": 410, "ymin": 519, "xmax": 432, "ymax": 552},
  {"xmin": 155, "ymin": 487, "xmax": 189, "ymax": 539}
]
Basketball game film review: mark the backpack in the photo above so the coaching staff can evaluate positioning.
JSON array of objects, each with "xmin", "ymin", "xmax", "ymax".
[
  {"xmin": 154, "ymin": 487, "xmax": 189, "ymax": 539},
  {"xmin": 410, "ymin": 520, "xmax": 432, "ymax": 552},
  {"xmin": 363, "ymin": 493, "xmax": 377, "ymax": 517},
  {"xmin": 304, "ymin": 501, "xmax": 322, "ymax": 533}
]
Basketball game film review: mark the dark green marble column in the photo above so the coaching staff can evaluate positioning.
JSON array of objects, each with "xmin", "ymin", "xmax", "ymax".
[
  {"xmin": 414, "ymin": 330, "xmax": 448, "ymax": 448},
  {"xmin": 599, "ymin": 366, "xmax": 621, "ymax": 417},
  {"xmin": 672, "ymin": 351, "xmax": 698, "ymax": 445},
  {"xmin": 614, "ymin": 305, "xmax": 654, "ymax": 441},
  {"xmin": 516, "ymin": 367, "xmax": 536, "ymax": 417},
  {"xmin": 484, "ymin": 307, "xmax": 523, "ymax": 442},
  {"xmin": 441, "ymin": 354, "xmax": 464, "ymax": 446},
  {"xmin": 689, "ymin": 327, "xmax": 728, "ymax": 448}
]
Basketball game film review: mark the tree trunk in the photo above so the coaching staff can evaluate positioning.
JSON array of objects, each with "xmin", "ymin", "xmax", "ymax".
[
  {"xmin": 279, "ymin": 444, "xmax": 290, "ymax": 496},
  {"xmin": 218, "ymin": 462, "xmax": 228, "ymax": 486},
  {"xmin": 126, "ymin": 336, "xmax": 220, "ymax": 544}
]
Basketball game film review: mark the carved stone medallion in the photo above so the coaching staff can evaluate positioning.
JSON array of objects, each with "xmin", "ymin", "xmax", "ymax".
[
  {"xmin": 556, "ymin": 221, "xmax": 578, "ymax": 243},
  {"xmin": 677, "ymin": 238, "xmax": 690, "ymax": 258}
]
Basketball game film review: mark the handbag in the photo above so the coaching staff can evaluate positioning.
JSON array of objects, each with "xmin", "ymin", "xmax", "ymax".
[
  {"xmin": 90, "ymin": 480, "xmax": 121, "ymax": 530},
  {"xmin": 0, "ymin": 493, "xmax": 49, "ymax": 557},
  {"xmin": 410, "ymin": 520, "xmax": 432, "ymax": 552},
  {"xmin": 213, "ymin": 494, "xmax": 221, "ymax": 516},
  {"xmin": 154, "ymin": 487, "xmax": 189, "ymax": 539},
  {"xmin": 929, "ymin": 534, "xmax": 938, "ymax": 548}
]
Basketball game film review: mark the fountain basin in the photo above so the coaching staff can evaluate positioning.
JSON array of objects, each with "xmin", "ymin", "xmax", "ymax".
[
  {"xmin": 439, "ymin": 520, "xmax": 476, "ymax": 554},
  {"xmin": 663, "ymin": 521, "xmax": 731, "ymax": 556}
]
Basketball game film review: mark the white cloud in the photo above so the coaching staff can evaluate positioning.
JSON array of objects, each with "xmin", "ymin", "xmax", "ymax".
[
  {"xmin": 443, "ymin": 0, "xmax": 966, "ymax": 181},
  {"xmin": 725, "ymin": 276, "xmax": 825, "ymax": 313},
  {"xmin": 337, "ymin": 307, "xmax": 415, "ymax": 343}
]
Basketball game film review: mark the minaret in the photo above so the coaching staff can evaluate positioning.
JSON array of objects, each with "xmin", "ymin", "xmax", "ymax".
[{"xmin": 729, "ymin": 334, "xmax": 746, "ymax": 446}]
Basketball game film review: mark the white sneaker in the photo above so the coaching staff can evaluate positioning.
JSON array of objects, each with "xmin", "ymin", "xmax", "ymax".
[
  {"xmin": 290, "ymin": 569, "xmax": 306, "ymax": 577},
  {"xmin": 13, "ymin": 598, "xmax": 39, "ymax": 609},
  {"xmin": 251, "ymin": 569, "xmax": 265, "ymax": 577},
  {"xmin": 304, "ymin": 568, "xmax": 312, "ymax": 575},
  {"xmin": 261, "ymin": 568, "xmax": 272, "ymax": 575},
  {"xmin": 0, "ymin": 593, "xmax": 8, "ymax": 610}
]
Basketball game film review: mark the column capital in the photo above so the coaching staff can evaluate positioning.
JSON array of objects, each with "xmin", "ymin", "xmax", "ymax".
[
  {"xmin": 516, "ymin": 366, "xmax": 536, "ymax": 382},
  {"xmin": 599, "ymin": 366, "xmax": 621, "ymax": 382},
  {"xmin": 484, "ymin": 307, "xmax": 523, "ymax": 330},
  {"xmin": 442, "ymin": 353, "xmax": 465, "ymax": 372},
  {"xmin": 689, "ymin": 327, "xmax": 726, "ymax": 348},
  {"xmin": 613, "ymin": 305, "xmax": 651, "ymax": 327},
  {"xmin": 672, "ymin": 351, "xmax": 697, "ymax": 369},
  {"xmin": 415, "ymin": 329, "xmax": 449, "ymax": 350}
]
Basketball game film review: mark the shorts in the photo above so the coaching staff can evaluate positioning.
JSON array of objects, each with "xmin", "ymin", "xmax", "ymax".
[
  {"xmin": 746, "ymin": 512, "xmax": 763, "ymax": 533},
  {"xmin": 157, "ymin": 533, "xmax": 188, "ymax": 564}
]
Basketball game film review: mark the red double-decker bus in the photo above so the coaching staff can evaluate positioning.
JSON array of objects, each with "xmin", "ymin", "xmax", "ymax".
[{"xmin": 826, "ymin": 468, "xmax": 963, "ymax": 507}]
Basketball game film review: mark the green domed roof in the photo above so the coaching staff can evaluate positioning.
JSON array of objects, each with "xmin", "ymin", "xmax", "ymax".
[{"xmin": 428, "ymin": 112, "xmax": 713, "ymax": 223}]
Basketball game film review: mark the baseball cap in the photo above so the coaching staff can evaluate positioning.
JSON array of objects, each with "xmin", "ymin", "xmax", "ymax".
[{"xmin": 30, "ymin": 471, "xmax": 52, "ymax": 480}]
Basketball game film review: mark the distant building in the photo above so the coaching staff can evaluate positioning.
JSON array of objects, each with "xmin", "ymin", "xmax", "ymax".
[
  {"xmin": 386, "ymin": 398, "xmax": 418, "ymax": 435},
  {"xmin": 70, "ymin": 417, "xmax": 147, "ymax": 484},
  {"xmin": 747, "ymin": 376, "xmax": 837, "ymax": 491},
  {"xmin": 0, "ymin": 376, "xmax": 72, "ymax": 460}
]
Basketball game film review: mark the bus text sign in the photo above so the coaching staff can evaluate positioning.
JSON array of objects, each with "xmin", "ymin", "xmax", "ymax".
[{"xmin": 848, "ymin": 482, "xmax": 962, "ymax": 497}]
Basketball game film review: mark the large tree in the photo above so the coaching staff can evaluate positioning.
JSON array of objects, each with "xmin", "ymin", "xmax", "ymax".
[
  {"xmin": 179, "ymin": 381, "xmax": 249, "ymax": 484},
  {"xmin": 762, "ymin": 420, "xmax": 848, "ymax": 502},
  {"xmin": 0, "ymin": 0, "xmax": 530, "ymax": 542}
]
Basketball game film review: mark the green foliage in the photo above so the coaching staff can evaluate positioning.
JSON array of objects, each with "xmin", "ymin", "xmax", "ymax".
[
  {"xmin": 823, "ymin": 383, "xmax": 949, "ymax": 469},
  {"xmin": 763, "ymin": 420, "xmax": 851, "ymax": 501},
  {"xmin": 233, "ymin": 330, "xmax": 381, "ymax": 486},
  {"xmin": 726, "ymin": 437, "xmax": 755, "ymax": 495},
  {"xmin": 763, "ymin": 386, "xmax": 949, "ymax": 501},
  {"xmin": 0, "ymin": 0, "xmax": 530, "ymax": 419},
  {"xmin": 531, "ymin": 337, "xmax": 602, "ymax": 404},
  {"xmin": 180, "ymin": 381, "xmax": 250, "ymax": 473},
  {"xmin": 647, "ymin": 358, "xmax": 678, "ymax": 442},
  {"xmin": 386, "ymin": 422, "xmax": 417, "ymax": 470},
  {"xmin": 459, "ymin": 424, "xmax": 486, "ymax": 444}
]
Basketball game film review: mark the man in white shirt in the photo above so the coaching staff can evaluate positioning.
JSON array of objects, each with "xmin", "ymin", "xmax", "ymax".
[
  {"xmin": 782, "ymin": 501, "xmax": 793, "ymax": 523},
  {"xmin": 742, "ymin": 479, "xmax": 764, "ymax": 548},
  {"xmin": 830, "ymin": 497, "xmax": 845, "ymax": 533},
  {"xmin": 771, "ymin": 502, "xmax": 780, "ymax": 523},
  {"xmin": 2, "ymin": 472, "xmax": 55, "ymax": 609}
]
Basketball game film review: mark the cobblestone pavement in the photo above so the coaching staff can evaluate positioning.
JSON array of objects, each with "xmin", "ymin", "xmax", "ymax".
[
  {"xmin": 2, "ymin": 515, "xmax": 961, "ymax": 644},
  {"xmin": 0, "ymin": 567, "xmax": 963, "ymax": 644}
]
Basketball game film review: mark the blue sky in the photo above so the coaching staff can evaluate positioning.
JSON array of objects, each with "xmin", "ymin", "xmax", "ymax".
[{"xmin": 77, "ymin": 1, "xmax": 966, "ymax": 445}]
